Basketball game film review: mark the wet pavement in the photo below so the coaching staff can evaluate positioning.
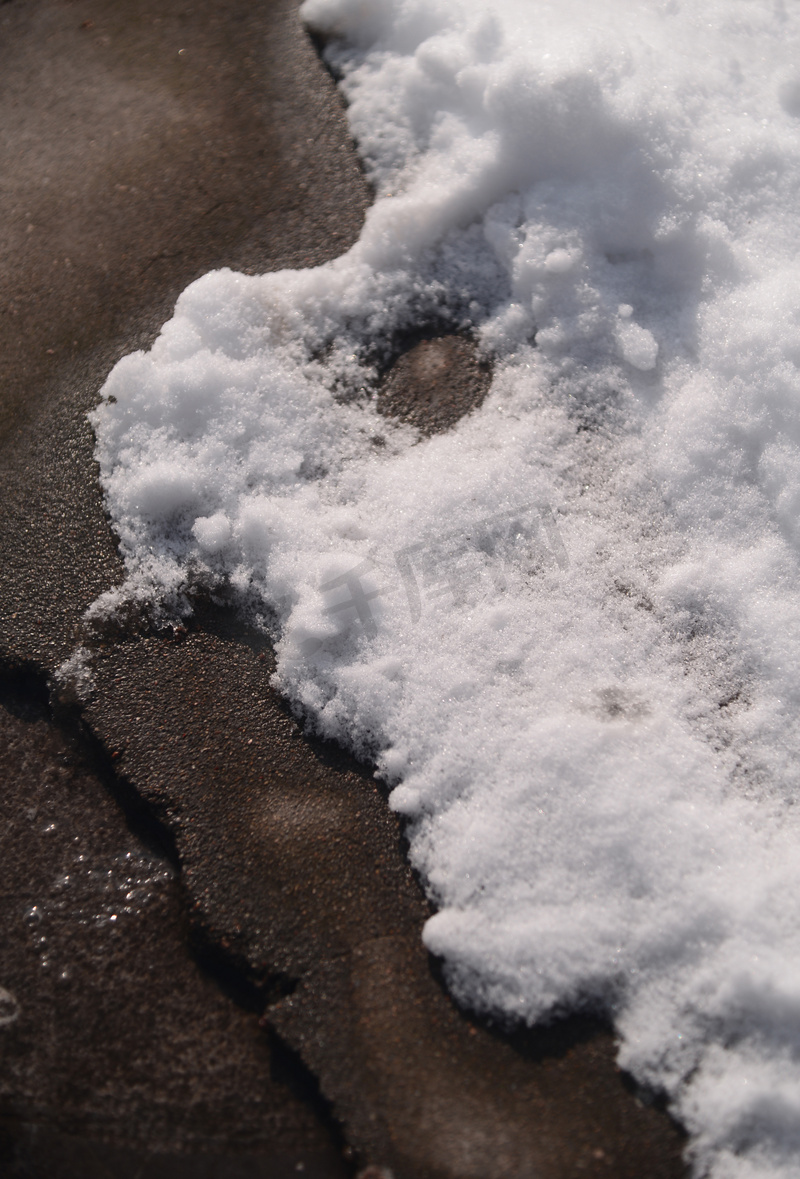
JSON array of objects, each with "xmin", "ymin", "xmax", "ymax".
[
  {"xmin": 1, "ymin": 0, "xmax": 689, "ymax": 1175},
  {"xmin": 0, "ymin": 671, "xmax": 347, "ymax": 1177}
]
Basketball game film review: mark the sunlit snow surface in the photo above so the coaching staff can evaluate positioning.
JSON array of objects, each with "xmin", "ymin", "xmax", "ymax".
[{"xmin": 90, "ymin": 1, "xmax": 800, "ymax": 1173}]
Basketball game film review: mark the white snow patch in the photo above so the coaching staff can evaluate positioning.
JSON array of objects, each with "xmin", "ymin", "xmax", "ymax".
[{"xmin": 88, "ymin": 1, "xmax": 800, "ymax": 1174}]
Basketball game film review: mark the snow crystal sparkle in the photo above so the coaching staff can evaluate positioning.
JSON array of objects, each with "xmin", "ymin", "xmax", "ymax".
[{"xmin": 89, "ymin": 1, "xmax": 800, "ymax": 1175}]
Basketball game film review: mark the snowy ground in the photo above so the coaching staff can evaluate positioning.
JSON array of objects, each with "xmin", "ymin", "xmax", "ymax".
[{"xmin": 88, "ymin": 2, "xmax": 800, "ymax": 1174}]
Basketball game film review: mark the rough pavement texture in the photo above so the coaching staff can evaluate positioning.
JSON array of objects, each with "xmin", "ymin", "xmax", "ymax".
[
  {"xmin": 0, "ymin": 0, "xmax": 690, "ymax": 1175},
  {"xmin": 0, "ymin": 674, "xmax": 348, "ymax": 1177},
  {"xmin": 377, "ymin": 336, "xmax": 491, "ymax": 436}
]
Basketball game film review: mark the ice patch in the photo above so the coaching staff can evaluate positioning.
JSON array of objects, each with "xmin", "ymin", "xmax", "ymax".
[{"xmin": 89, "ymin": 0, "xmax": 800, "ymax": 1174}]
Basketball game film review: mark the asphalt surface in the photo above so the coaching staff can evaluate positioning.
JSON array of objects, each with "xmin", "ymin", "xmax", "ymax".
[
  {"xmin": 0, "ymin": 0, "xmax": 690, "ymax": 1175},
  {"xmin": 0, "ymin": 671, "xmax": 348, "ymax": 1178}
]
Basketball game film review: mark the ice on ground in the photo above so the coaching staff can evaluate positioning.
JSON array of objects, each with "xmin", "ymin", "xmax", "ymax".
[{"xmin": 89, "ymin": 1, "xmax": 800, "ymax": 1174}]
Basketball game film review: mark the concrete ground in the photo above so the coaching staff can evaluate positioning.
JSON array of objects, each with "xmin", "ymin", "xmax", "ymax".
[{"xmin": 0, "ymin": 0, "xmax": 689, "ymax": 1175}]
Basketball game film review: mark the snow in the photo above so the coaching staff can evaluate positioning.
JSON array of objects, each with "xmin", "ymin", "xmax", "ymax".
[{"xmin": 88, "ymin": 0, "xmax": 800, "ymax": 1174}]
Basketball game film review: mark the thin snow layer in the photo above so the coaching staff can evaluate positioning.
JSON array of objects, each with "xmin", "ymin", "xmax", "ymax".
[{"xmin": 90, "ymin": 1, "xmax": 800, "ymax": 1174}]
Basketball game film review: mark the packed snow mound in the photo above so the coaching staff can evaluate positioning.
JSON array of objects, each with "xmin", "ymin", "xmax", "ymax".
[{"xmin": 90, "ymin": 1, "xmax": 800, "ymax": 1174}]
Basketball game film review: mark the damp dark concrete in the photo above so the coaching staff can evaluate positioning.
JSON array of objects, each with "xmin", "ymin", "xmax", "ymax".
[
  {"xmin": 0, "ymin": 680, "xmax": 348, "ymax": 1178},
  {"xmin": 377, "ymin": 336, "xmax": 491, "ymax": 436},
  {"xmin": 0, "ymin": 0, "xmax": 690, "ymax": 1175}
]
